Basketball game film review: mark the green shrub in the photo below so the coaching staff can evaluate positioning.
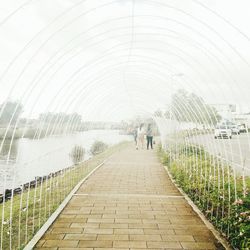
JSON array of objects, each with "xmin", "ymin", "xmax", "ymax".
[
  {"xmin": 90, "ymin": 141, "xmax": 108, "ymax": 155},
  {"xmin": 70, "ymin": 145, "xmax": 85, "ymax": 164}
]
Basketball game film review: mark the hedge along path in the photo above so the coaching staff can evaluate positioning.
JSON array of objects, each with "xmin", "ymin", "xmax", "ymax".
[{"xmin": 34, "ymin": 144, "xmax": 225, "ymax": 250}]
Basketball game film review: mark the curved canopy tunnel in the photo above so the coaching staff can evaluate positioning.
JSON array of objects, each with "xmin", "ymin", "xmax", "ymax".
[{"xmin": 0, "ymin": 1, "xmax": 250, "ymax": 249}]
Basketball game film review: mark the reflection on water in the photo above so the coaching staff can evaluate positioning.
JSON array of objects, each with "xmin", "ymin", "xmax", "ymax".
[
  {"xmin": 0, "ymin": 139, "xmax": 18, "ymax": 162},
  {"xmin": 0, "ymin": 130, "xmax": 132, "ymax": 193},
  {"xmin": 0, "ymin": 140, "xmax": 19, "ymax": 193}
]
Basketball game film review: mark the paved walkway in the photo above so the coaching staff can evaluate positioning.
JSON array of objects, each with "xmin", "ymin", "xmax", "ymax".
[{"xmin": 35, "ymin": 145, "xmax": 223, "ymax": 250}]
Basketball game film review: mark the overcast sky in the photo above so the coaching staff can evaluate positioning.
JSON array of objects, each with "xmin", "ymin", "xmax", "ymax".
[{"xmin": 1, "ymin": 0, "xmax": 250, "ymax": 121}]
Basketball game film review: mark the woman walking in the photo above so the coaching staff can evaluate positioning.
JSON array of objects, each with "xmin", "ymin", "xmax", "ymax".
[
  {"xmin": 136, "ymin": 123, "xmax": 145, "ymax": 149},
  {"xmin": 146, "ymin": 124, "xmax": 153, "ymax": 150}
]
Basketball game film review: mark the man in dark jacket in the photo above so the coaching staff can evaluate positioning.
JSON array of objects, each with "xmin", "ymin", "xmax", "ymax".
[{"xmin": 146, "ymin": 124, "xmax": 153, "ymax": 149}]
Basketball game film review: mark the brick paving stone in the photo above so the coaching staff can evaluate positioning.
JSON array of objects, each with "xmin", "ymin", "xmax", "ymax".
[
  {"xmin": 158, "ymin": 224, "xmax": 207, "ymax": 230},
  {"xmin": 169, "ymin": 218, "xmax": 204, "ymax": 225},
  {"xmin": 76, "ymin": 215, "xmax": 102, "ymax": 219},
  {"xmin": 94, "ymin": 249, "xmax": 129, "ymax": 250},
  {"xmin": 130, "ymin": 234, "xmax": 162, "ymax": 241},
  {"xmin": 129, "ymin": 214, "xmax": 155, "ymax": 219},
  {"xmin": 114, "ymin": 228, "xmax": 144, "ymax": 235},
  {"xmin": 52, "ymin": 222, "xmax": 71, "ymax": 228},
  {"xmin": 87, "ymin": 218, "xmax": 114, "ymax": 223},
  {"xmin": 43, "ymin": 234, "xmax": 65, "ymax": 240},
  {"xmin": 57, "ymin": 218, "xmax": 88, "ymax": 223},
  {"xmin": 58, "ymin": 248, "xmax": 93, "ymax": 250},
  {"xmin": 78, "ymin": 240, "xmax": 113, "ymax": 248},
  {"xmin": 97, "ymin": 234, "xmax": 129, "ymax": 241},
  {"xmin": 99, "ymin": 223, "xmax": 128, "ymax": 229},
  {"xmin": 147, "ymin": 241, "xmax": 182, "ymax": 249},
  {"xmin": 34, "ymin": 248, "xmax": 58, "ymax": 250},
  {"xmin": 35, "ymin": 145, "xmax": 223, "ymax": 249},
  {"xmin": 113, "ymin": 240, "xmax": 147, "ymax": 248},
  {"xmin": 174, "ymin": 229, "xmax": 213, "ymax": 236},
  {"xmin": 63, "ymin": 209, "xmax": 90, "ymax": 215},
  {"xmin": 143, "ymin": 219, "xmax": 170, "ymax": 224},
  {"xmin": 43, "ymin": 240, "xmax": 78, "ymax": 247},
  {"xmin": 63, "ymin": 234, "xmax": 97, "ymax": 240},
  {"xmin": 130, "ymin": 249, "xmax": 162, "ymax": 250},
  {"xmin": 161, "ymin": 235, "xmax": 195, "ymax": 242},
  {"xmin": 58, "ymin": 214, "xmax": 76, "ymax": 218},
  {"xmin": 70, "ymin": 223, "xmax": 100, "ymax": 228},
  {"xmin": 35, "ymin": 239, "xmax": 45, "ymax": 247},
  {"xmin": 51, "ymin": 228, "xmax": 83, "ymax": 234},
  {"xmin": 115, "ymin": 218, "xmax": 142, "ymax": 223},
  {"xmin": 143, "ymin": 229, "xmax": 175, "ymax": 235},
  {"xmin": 193, "ymin": 235, "xmax": 215, "ymax": 242},
  {"xmin": 181, "ymin": 242, "xmax": 217, "ymax": 249},
  {"xmin": 84, "ymin": 228, "xmax": 113, "ymax": 234},
  {"xmin": 128, "ymin": 223, "xmax": 158, "ymax": 229},
  {"xmin": 102, "ymin": 214, "xmax": 129, "ymax": 219}
]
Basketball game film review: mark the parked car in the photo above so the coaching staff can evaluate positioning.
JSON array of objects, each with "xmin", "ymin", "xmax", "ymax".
[
  {"xmin": 230, "ymin": 125, "xmax": 240, "ymax": 135},
  {"xmin": 238, "ymin": 123, "xmax": 247, "ymax": 133},
  {"xmin": 214, "ymin": 125, "xmax": 232, "ymax": 139}
]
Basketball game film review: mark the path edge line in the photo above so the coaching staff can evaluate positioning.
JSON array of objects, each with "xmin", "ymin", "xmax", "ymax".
[
  {"xmin": 24, "ymin": 160, "xmax": 106, "ymax": 250},
  {"xmin": 163, "ymin": 165, "xmax": 232, "ymax": 250}
]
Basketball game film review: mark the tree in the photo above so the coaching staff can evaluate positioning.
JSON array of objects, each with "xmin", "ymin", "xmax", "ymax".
[
  {"xmin": 170, "ymin": 89, "xmax": 221, "ymax": 125},
  {"xmin": 154, "ymin": 109, "xmax": 163, "ymax": 117},
  {"xmin": 38, "ymin": 112, "xmax": 82, "ymax": 126},
  {"xmin": 0, "ymin": 101, "xmax": 23, "ymax": 125}
]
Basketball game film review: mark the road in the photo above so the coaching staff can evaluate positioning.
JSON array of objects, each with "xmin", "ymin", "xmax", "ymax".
[{"xmin": 187, "ymin": 133, "xmax": 250, "ymax": 176}]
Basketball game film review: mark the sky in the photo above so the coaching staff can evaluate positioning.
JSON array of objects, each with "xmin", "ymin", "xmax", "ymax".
[{"xmin": 1, "ymin": 0, "xmax": 250, "ymax": 121}]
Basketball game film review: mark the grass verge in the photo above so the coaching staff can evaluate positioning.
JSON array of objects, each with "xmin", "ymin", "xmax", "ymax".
[{"xmin": 158, "ymin": 145, "xmax": 250, "ymax": 249}]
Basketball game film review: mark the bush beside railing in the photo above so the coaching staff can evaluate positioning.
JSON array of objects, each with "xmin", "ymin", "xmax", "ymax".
[
  {"xmin": 90, "ymin": 141, "xmax": 108, "ymax": 155},
  {"xmin": 158, "ymin": 145, "xmax": 250, "ymax": 249}
]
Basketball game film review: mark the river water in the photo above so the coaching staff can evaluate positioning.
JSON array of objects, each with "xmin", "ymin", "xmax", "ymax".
[{"xmin": 0, "ymin": 130, "xmax": 132, "ymax": 193}]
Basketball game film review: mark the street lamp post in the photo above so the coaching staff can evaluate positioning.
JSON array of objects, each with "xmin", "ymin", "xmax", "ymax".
[
  {"xmin": 169, "ymin": 73, "xmax": 184, "ymax": 122},
  {"xmin": 169, "ymin": 73, "xmax": 184, "ymax": 159}
]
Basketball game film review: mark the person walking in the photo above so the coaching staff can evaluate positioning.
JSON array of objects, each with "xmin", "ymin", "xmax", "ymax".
[
  {"xmin": 136, "ymin": 123, "xmax": 145, "ymax": 149},
  {"xmin": 146, "ymin": 124, "xmax": 153, "ymax": 150},
  {"xmin": 133, "ymin": 126, "xmax": 138, "ymax": 145}
]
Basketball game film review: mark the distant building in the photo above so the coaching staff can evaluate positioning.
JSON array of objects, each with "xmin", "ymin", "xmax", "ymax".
[
  {"xmin": 232, "ymin": 113, "xmax": 250, "ymax": 128},
  {"xmin": 210, "ymin": 104, "xmax": 237, "ymax": 121}
]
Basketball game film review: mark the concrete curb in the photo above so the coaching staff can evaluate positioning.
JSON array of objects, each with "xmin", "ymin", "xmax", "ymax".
[{"xmin": 164, "ymin": 166, "xmax": 233, "ymax": 250}]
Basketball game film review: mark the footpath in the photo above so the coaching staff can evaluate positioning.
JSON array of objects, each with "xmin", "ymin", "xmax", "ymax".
[{"xmin": 34, "ymin": 145, "xmax": 223, "ymax": 250}]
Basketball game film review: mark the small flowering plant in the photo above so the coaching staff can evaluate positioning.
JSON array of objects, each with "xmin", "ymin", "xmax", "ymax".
[
  {"xmin": 233, "ymin": 199, "xmax": 244, "ymax": 205},
  {"xmin": 231, "ymin": 195, "xmax": 250, "ymax": 248}
]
